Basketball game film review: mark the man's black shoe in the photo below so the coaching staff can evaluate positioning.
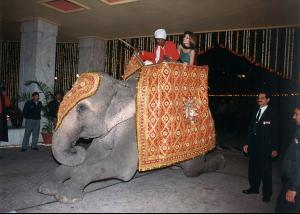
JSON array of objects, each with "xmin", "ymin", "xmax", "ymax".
[
  {"xmin": 262, "ymin": 197, "xmax": 271, "ymax": 203},
  {"xmin": 21, "ymin": 148, "xmax": 27, "ymax": 152},
  {"xmin": 31, "ymin": 147, "xmax": 39, "ymax": 151},
  {"xmin": 242, "ymin": 189, "xmax": 259, "ymax": 194}
]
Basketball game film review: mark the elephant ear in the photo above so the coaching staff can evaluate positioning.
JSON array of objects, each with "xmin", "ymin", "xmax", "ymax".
[{"xmin": 105, "ymin": 89, "xmax": 135, "ymax": 131}]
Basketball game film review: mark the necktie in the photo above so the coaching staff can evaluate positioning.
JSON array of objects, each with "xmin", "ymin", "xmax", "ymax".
[{"xmin": 256, "ymin": 108, "xmax": 261, "ymax": 122}]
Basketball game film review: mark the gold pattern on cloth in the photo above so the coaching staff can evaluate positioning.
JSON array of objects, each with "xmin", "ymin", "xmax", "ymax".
[
  {"xmin": 136, "ymin": 63, "xmax": 216, "ymax": 171},
  {"xmin": 123, "ymin": 54, "xmax": 144, "ymax": 80},
  {"xmin": 55, "ymin": 72, "xmax": 101, "ymax": 130}
]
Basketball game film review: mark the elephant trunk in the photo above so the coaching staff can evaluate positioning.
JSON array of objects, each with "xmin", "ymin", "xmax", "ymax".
[{"xmin": 52, "ymin": 128, "xmax": 87, "ymax": 167}]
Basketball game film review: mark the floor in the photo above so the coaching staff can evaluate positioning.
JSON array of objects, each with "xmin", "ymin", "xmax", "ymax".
[{"xmin": 0, "ymin": 144, "xmax": 282, "ymax": 213}]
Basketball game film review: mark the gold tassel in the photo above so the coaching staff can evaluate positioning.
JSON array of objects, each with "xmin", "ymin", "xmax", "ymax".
[
  {"xmin": 254, "ymin": 31, "xmax": 257, "ymax": 61},
  {"xmin": 283, "ymin": 29, "xmax": 288, "ymax": 78},
  {"xmin": 287, "ymin": 28, "xmax": 291, "ymax": 79},
  {"xmin": 205, "ymin": 33, "xmax": 208, "ymax": 51},
  {"xmin": 290, "ymin": 28, "xmax": 295, "ymax": 80},
  {"xmin": 243, "ymin": 30, "xmax": 246, "ymax": 56},
  {"xmin": 275, "ymin": 29, "xmax": 279, "ymax": 73},
  {"xmin": 262, "ymin": 30, "xmax": 265, "ymax": 67},
  {"xmin": 225, "ymin": 31, "xmax": 228, "ymax": 48},
  {"xmin": 236, "ymin": 31, "xmax": 239, "ymax": 53}
]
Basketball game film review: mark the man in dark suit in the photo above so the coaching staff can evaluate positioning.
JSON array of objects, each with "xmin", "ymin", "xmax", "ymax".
[
  {"xmin": 243, "ymin": 92, "xmax": 279, "ymax": 203},
  {"xmin": 275, "ymin": 104, "xmax": 300, "ymax": 213}
]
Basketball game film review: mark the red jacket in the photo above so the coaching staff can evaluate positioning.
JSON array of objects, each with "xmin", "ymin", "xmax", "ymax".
[
  {"xmin": 139, "ymin": 41, "xmax": 180, "ymax": 64},
  {"xmin": 0, "ymin": 95, "xmax": 10, "ymax": 114}
]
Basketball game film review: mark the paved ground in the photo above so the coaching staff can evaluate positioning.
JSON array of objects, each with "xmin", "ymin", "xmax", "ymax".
[{"xmin": 0, "ymin": 144, "xmax": 282, "ymax": 213}]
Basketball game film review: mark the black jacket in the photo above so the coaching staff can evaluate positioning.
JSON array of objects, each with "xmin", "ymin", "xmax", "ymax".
[
  {"xmin": 48, "ymin": 100, "xmax": 60, "ymax": 118},
  {"xmin": 247, "ymin": 106, "xmax": 279, "ymax": 157},
  {"xmin": 23, "ymin": 100, "xmax": 42, "ymax": 120},
  {"xmin": 282, "ymin": 127, "xmax": 300, "ymax": 192}
]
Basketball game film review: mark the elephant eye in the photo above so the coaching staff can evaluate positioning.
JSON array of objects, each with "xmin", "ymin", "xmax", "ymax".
[{"xmin": 77, "ymin": 103, "xmax": 88, "ymax": 113}]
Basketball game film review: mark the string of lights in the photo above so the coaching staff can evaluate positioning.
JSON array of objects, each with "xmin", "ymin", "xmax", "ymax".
[
  {"xmin": 0, "ymin": 26, "xmax": 299, "ymax": 99},
  {"xmin": 105, "ymin": 26, "xmax": 299, "ymax": 83}
]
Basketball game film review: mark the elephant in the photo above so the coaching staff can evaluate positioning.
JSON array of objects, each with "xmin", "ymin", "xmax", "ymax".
[{"xmin": 38, "ymin": 72, "xmax": 226, "ymax": 204}]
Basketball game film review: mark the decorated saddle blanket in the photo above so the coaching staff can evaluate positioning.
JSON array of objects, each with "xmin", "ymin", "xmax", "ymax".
[{"xmin": 136, "ymin": 63, "xmax": 216, "ymax": 171}]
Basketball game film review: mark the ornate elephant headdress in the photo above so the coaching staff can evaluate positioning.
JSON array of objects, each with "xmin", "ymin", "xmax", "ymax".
[{"xmin": 55, "ymin": 72, "xmax": 101, "ymax": 131}]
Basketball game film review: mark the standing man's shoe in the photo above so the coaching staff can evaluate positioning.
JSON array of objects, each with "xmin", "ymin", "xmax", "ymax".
[
  {"xmin": 242, "ymin": 188, "xmax": 259, "ymax": 194},
  {"xmin": 31, "ymin": 147, "xmax": 39, "ymax": 151},
  {"xmin": 21, "ymin": 148, "xmax": 27, "ymax": 152}
]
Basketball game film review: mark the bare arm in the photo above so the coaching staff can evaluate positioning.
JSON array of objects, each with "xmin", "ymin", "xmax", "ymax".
[{"xmin": 190, "ymin": 50, "xmax": 196, "ymax": 65}]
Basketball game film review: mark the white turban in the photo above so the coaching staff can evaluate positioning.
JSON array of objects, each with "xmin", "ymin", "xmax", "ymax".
[{"xmin": 154, "ymin": 29, "xmax": 167, "ymax": 40}]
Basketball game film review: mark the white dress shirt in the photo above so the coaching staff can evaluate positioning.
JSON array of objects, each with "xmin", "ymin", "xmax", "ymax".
[
  {"xmin": 155, "ymin": 46, "xmax": 161, "ymax": 63},
  {"xmin": 256, "ymin": 105, "xmax": 268, "ymax": 121}
]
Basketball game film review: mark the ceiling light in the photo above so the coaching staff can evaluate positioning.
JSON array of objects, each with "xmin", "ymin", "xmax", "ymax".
[{"xmin": 38, "ymin": 0, "xmax": 90, "ymax": 13}]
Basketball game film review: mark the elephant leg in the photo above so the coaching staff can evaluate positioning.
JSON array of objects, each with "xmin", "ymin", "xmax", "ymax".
[
  {"xmin": 38, "ymin": 165, "xmax": 72, "ymax": 196},
  {"xmin": 55, "ymin": 137, "xmax": 138, "ymax": 204},
  {"xmin": 40, "ymin": 138, "xmax": 111, "ymax": 197},
  {"xmin": 55, "ymin": 153, "xmax": 137, "ymax": 204},
  {"xmin": 180, "ymin": 153, "xmax": 226, "ymax": 177},
  {"xmin": 54, "ymin": 119, "xmax": 138, "ymax": 204}
]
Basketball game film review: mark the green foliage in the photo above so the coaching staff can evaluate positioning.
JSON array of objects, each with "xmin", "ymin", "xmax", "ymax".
[
  {"xmin": 42, "ymin": 120, "xmax": 55, "ymax": 134},
  {"xmin": 17, "ymin": 92, "xmax": 32, "ymax": 103},
  {"xmin": 24, "ymin": 80, "xmax": 54, "ymax": 105}
]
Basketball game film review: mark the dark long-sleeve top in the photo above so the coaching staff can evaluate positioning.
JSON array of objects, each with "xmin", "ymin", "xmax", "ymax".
[
  {"xmin": 23, "ymin": 100, "xmax": 42, "ymax": 120},
  {"xmin": 48, "ymin": 99, "xmax": 60, "ymax": 118},
  {"xmin": 282, "ymin": 127, "xmax": 300, "ymax": 192},
  {"xmin": 0, "ymin": 94, "xmax": 10, "ymax": 114}
]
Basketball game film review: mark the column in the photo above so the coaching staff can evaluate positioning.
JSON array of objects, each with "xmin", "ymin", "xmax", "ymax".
[
  {"xmin": 19, "ymin": 18, "xmax": 58, "ymax": 94},
  {"xmin": 78, "ymin": 37, "xmax": 106, "ymax": 73}
]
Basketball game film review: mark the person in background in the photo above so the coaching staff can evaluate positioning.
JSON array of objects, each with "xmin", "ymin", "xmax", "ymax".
[
  {"xmin": 178, "ymin": 31, "xmax": 197, "ymax": 65},
  {"xmin": 275, "ymin": 104, "xmax": 300, "ymax": 213},
  {"xmin": 243, "ymin": 92, "xmax": 279, "ymax": 203},
  {"xmin": 138, "ymin": 29, "xmax": 180, "ymax": 65},
  {"xmin": 0, "ymin": 85, "xmax": 10, "ymax": 160},
  {"xmin": 21, "ymin": 92, "xmax": 42, "ymax": 152},
  {"xmin": 48, "ymin": 91, "xmax": 63, "ymax": 124},
  {"xmin": 8, "ymin": 98, "xmax": 23, "ymax": 128},
  {"xmin": 0, "ymin": 85, "xmax": 11, "ymax": 143}
]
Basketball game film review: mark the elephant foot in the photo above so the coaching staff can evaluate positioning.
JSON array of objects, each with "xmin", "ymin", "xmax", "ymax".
[
  {"xmin": 209, "ymin": 154, "xmax": 226, "ymax": 171},
  {"xmin": 55, "ymin": 187, "xmax": 84, "ymax": 204},
  {"xmin": 38, "ymin": 181, "xmax": 61, "ymax": 196}
]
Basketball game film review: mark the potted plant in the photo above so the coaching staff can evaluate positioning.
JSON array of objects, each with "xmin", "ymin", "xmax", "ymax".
[
  {"xmin": 22, "ymin": 80, "xmax": 56, "ymax": 144},
  {"xmin": 41, "ymin": 119, "xmax": 55, "ymax": 144}
]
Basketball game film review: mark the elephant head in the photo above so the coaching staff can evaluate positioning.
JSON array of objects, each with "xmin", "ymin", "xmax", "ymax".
[{"xmin": 52, "ymin": 72, "xmax": 136, "ymax": 167}]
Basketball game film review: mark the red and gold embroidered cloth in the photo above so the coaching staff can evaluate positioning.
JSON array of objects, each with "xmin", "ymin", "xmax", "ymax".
[
  {"xmin": 136, "ymin": 63, "xmax": 216, "ymax": 171},
  {"xmin": 123, "ymin": 54, "xmax": 144, "ymax": 80},
  {"xmin": 55, "ymin": 72, "xmax": 101, "ymax": 130}
]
